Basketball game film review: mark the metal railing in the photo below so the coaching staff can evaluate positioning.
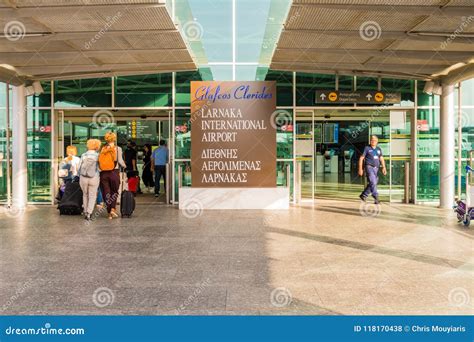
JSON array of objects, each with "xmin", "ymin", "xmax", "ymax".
[
  {"xmin": 165, "ymin": 163, "xmax": 171, "ymax": 204},
  {"xmin": 404, "ymin": 161, "xmax": 410, "ymax": 204}
]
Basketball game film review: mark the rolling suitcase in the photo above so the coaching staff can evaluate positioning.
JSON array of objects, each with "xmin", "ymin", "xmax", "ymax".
[
  {"xmin": 120, "ymin": 190, "xmax": 135, "ymax": 218},
  {"xmin": 59, "ymin": 181, "xmax": 83, "ymax": 215},
  {"xmin": 120, "ymin": 173, "xmax": 135, "ymax": 218},
  {"xmin": 128, "ymin": 176, "xmax": 139, "ymax": 193}
]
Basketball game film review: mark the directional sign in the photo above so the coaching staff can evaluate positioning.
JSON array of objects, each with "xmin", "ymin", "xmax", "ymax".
[{"xmin": 315, "ymin": 90, "xmax": 401, "ymax": 104}]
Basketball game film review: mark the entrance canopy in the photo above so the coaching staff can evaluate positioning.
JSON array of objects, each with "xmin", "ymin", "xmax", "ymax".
[
  {"xmin": 270, "ymin": 1, "xmax": 474, "ymax": 80},
  {"xmin": 0, "ymin": 0, "xmax": 197, "ymax": 85}
]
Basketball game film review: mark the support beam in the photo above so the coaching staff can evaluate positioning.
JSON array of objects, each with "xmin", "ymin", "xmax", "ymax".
[
  {"xmin": 0, "ymin": 29, "xmax": 179, "ymax": 42},
  {"xmin": 16, "ymin": 62, "xmax": 196, "ymax": 74},
  {"xmin": 270, "ymin": 63, "xmax": 435, "ymax": 78},
  {"xmin": 292, "ymin": 4, "xmax": 473, "ymax": 17},
  {"xmin": 274, "ymin": 47, "xmax": 474, "ymax": 61},
  {"xmin": 440, "ymin": 63, "xmax": 474, "ymax": 85},
  {"xmin": 281, "ymin": 29, "xmax": 474, "ymax": 44},
  {"xmin": 34, "ymin": 67, "xmax": 198, "ymax": 81},
  {"xmin": 270, "ymin": 66, "xmax": 430, "ymax": 80},
  {"xmin": 0, "ymin": 2, "xmax": 167, "ymax": 16},
  {"xmin": 0, "ymin": 48, "xmax": 190, "ymax": 59},
  {"xmin": 12, "ymin": 85, "xmax": 27, "ymax": 209},
  {"xmin": 271, "ymin": 61, "xmax": 448, "ymax": 74},
  {"xmin": 439, "ymin": 84, "xmax": 455, "ymax": 209}
]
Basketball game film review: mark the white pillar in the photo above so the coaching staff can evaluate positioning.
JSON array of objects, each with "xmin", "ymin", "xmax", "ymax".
[
  {"xmin": 440, "ymin": 84, "xmax": 455, "ymax": 208},
  {"xmin": 12, "ymin": 85, "xmax": 27, "ymax": 208}
]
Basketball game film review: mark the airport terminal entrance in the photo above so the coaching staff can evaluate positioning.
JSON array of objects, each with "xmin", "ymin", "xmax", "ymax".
[
  {"xmin": 56, "ymin": 109, "xmax": 171, "ymax": 203},
  {"xmin": 296, "ymin": 109, "xmax": 411, "ymax": 202}
]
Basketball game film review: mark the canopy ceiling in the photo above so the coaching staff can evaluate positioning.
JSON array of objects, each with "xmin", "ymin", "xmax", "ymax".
[
  {"xmin": 0, "ymin": 0, "xmax": 197, "ymax": 85},
  {"xmin": 270, "ymin": 0, "xmax": 474, "ymax": 80}
]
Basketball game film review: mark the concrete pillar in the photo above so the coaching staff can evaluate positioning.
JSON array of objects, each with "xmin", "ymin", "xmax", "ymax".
[
  {"xmin": 439, "ymin": 84, "xmax": 455, "ymax": 208},
  {"xmin": 12, "ymin": 85, "xmax": 27, "ymax": 208}
]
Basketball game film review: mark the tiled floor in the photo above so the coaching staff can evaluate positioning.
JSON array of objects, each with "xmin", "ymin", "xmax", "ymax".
[{"xmin": 0, "ymin": 199, "xmax": 472, "ymax": 315}]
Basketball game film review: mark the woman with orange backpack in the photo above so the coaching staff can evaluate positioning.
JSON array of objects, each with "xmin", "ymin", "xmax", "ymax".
[{"xmin": 99, "ymin": 132, "xmax": 126, "ymax": 219}]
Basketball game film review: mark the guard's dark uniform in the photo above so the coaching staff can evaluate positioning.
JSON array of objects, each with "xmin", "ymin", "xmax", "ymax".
[{"xmin": 361, "ymin": 145, "xmax": 383, "ymax": 199}]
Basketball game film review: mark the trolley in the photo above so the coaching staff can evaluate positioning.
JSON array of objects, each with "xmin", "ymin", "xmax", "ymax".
[{"xmin": 454, "ymin": 151, "xmax": 474, "ymax": 227}]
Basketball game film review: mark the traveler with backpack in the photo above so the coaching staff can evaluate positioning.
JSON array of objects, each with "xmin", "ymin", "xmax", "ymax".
[
  {"xmin": 99, "ymin": 132, "xmax": 126, "ymax": 220},
  {"xmin": 78, "ymin": 139, "xmax": 101, "ymax": 220}
]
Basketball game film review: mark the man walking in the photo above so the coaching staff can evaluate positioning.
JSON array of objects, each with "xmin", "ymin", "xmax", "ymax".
[
  {"xmin": 151, "ymin": 140, "xmax": 169, "ymax": 197},
  {"xmin": 358, "ymin": 135, "xmax": 387, "ymax": 204},
  {"xmin": 124, "ymin": 140, "xmax": 137, "ymax": 179}
]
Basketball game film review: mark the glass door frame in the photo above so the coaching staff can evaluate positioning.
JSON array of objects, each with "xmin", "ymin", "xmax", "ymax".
[
  {"xmin": 296, "ymin": 109, "xmax": 404, "ymax": 202},
  {"xmin": 55, "ymin": 109, "xmax": 172, "ymax": 198},
  {"xmin": 295, "ymin": 110, "xmax": 315, "ymax": 202}
]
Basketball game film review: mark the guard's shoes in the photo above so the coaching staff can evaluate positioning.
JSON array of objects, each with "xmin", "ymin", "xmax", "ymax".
[
  {"xmin": 373, "ymin": 197, "xmax": 380, "ymax": 204},
  {"xmin": 155, "ymin": 193, "xmax": 160, "ymax": 197},
  {"xmin": 359, "ymin": 194, "xmax": 367, "ymax": 202}
]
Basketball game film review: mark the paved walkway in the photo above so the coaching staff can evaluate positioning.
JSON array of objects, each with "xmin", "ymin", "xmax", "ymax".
[{"xmin": 0, "ymin": 199, "xmax": 472, "ymax": 315}]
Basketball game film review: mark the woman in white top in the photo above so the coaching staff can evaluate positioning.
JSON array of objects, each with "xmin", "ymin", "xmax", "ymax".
[{"xmin": 78, "ymin": 139, "xmax": 101, "ymax": 220}]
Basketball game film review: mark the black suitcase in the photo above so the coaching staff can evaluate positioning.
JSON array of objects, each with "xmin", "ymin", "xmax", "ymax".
[
  {"xmin": 120, "ymin": 190, "xmax": 135, "ymax": 218},
  {"xmin": 59, "ymin": 182, "xmax": 83, "ymax": 215}
]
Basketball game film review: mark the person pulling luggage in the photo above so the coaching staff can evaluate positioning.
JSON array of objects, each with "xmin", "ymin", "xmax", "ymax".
[
  {"xmin": 56, "ymin": 145, "xmax": 80, "ymax": 201},
  {"xmin": 99, "ymin": 132, "xmax": 126, "ymax": 220},
  {"xmin": 358, "ymin": 135, "xmax": 387, "ymax": 204},
  {"xmin": 124, "ymin": 140, "xmax": 140, "ymax": 194}
]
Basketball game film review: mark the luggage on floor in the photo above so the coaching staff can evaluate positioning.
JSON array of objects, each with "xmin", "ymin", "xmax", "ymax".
[
  {"xmin": 59, "ymin": 181, "xmax": 83, "ymax": 215},
  {"xmin": 128, "ymin": 176, "xmax": 139, "ymax": 193},
  {"xmin": 120, "ymin": 190, "xmax": 135, "ymax": 218}
]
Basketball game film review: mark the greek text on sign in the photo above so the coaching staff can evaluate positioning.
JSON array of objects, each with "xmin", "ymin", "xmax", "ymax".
[
  {"xmin": 191, "ymin": 81, "xmax": 277, "ymax": 187},
  {"xmin": 315, "ymin": 91, "xmax": 401, "ymax": 104}
]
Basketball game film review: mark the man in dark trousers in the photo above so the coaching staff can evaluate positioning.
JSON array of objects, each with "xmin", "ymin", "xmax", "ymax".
[
  {"xmin": 151, "ymin": 140, "xmax": 169, "ymax": 197},
  {"xmin": 124, "ymin": 140, "xmax": 137, "ymax": 179},
  {"xmin": 124, "ymin": 140, "xmax": 142, "ymax": 194},
  {"xmin": 358, "ymin": 135, "xmax": 387, "ymax": 204}
]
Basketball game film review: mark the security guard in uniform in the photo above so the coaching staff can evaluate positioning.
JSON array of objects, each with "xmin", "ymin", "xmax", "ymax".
[{"xmin": 358, "ymin": 135, "xmax": 387, "ymax": 204}]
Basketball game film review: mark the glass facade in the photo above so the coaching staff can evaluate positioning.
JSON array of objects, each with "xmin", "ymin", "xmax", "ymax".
[
  {"xmin": 115, "ymin": 74, "xmax": 172, "ymax": 107},
  {"xmin": 0, "ymin": 73, "xmax": 472, "ymax": 204},
  {"xmin": 54, "ymin": 78, "xmax": 112, "ymax": 108}
]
